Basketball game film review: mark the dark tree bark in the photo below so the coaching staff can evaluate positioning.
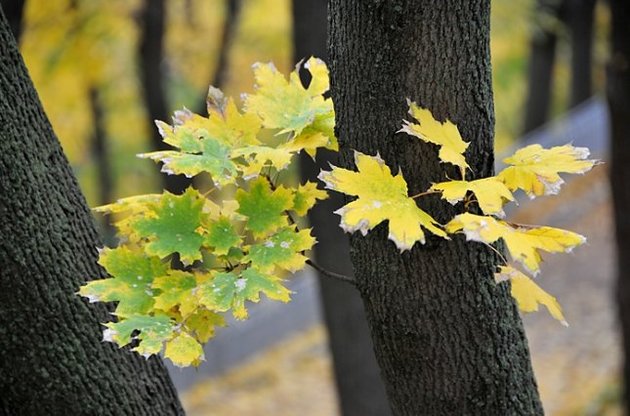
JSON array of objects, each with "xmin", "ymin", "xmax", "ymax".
[
  {"xmin": 138, "ymin": 0, "xmax": 190, "ymax": 194},
  {"xmin": 329, "ymin": 2, "xmax": 543, "ymax": 415},
  {"xmin": 292, "ymin": 1, "xmax": 391, "ymax": 415},
  {"xmin": 567, "ymin": 0, "xmax": 596, "ymax": 108},
  {"xmin": 0, "ymin": 0, "xmax": 25, "ymax": 43},
  {"xmin": 89, "ymin": 87, "xmax": 115, "ymax": 243},
  {"xmin": 523, "ymin": 0, "xmax": 564, "ymax": 134},
  {"xmin": 608, "ymin": 0, "xmax": 630, "ymax": 412},
  {"xmin": 0, "ymin": 8, "xmax": 184, "ymax": 415}
]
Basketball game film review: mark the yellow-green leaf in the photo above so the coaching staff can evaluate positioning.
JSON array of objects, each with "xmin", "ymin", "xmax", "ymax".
[
  {"xmin": 245, "ymin": 227, "xmax": 316, "ymax": 273},
  {"xmin": 445, "ymin": 213, "xmax": 586, "ymax": 274},
  {"xmin": 497, "ymin": 144, "xmax": 597, "ymax": 198},
  {"xmin": 495, "ymin": 266, "xmax": 567, "ymax": 325},
  {"xmin": 165, "ymin": 332, "xmax": 205, "ymax": 367},
  {"xmin": 292, "ymin": 182, "xmax": 328, "ymax": 216},
  {"xmin": 399, "ymin": 101, "xmax": 469, "ymax": 172},
  {"xmin": 236, "ymin": 177, "xmax": 293, "ymax": 238},
  {"xmin": 318, "ymin": 151, "xmax": 447, "ymax": 251},
  {"xmin": 430, "ymin": 177, "xmax": 514, "ymax": 216}
]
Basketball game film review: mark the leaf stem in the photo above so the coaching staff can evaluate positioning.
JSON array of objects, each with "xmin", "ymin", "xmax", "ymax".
[
  {"xmin": 305, "ymin": 259, "xmax": 356, "ymax": 285},
  {"xmin": 410, "ymin": 190, "xmax": 441, "ymax": 199}
]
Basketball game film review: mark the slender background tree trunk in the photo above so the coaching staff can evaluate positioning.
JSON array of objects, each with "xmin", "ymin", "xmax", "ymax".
[
  {"xmin": 523, "ymin": 0, "xmax": 564, "ymax": 134},
  {"xmin": 329, "ymin": 1, "xmax": 543, "ymax": 414},
  {"xmin": 567, "ymin": 0, "xmax": 596, "ymax": 108},
  {"xmin": 0, "ymin": 7, "xmax": 184, "ymax": 415},
  {"xmin": 292, "ymin": 1, "xmax": 391, "ymax": 415},
  {"xmin": 138, "ymin": 0, "xmax": 190, "ymax": 194},
  {"xmin": 608, "ymin": 0, "xmax": 630, "ymax": 412}
]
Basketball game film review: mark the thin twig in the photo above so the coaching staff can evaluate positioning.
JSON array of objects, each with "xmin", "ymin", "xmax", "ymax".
[
  {"xmin": 305, "ymin": 259, "xmax": 356, "ymax": 285},
  {"xmin": 410, "ymin": 190, "xmax": 441, "ymax": 199}
]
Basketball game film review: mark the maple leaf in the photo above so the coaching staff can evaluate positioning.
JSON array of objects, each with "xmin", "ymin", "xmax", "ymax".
[
  {"xmin": 152, "ymin": 270, "xmax": 199, "ymax": 317},
  {"xmin": 236, "ymin": 177, "xmax": 293, "ymax": 237},
  {"xmin": 198, "ymin": 269, "xmax": 291, "ymax": 319},
  {"xmin": 495, "ymin": 266, "xmax": 567, "ymax": 325},
  {"xmin": 399, "ymin": 101, "xmax": 469, "ymax": 173},
  {"xmin": 430, "ymin": 177, "xmax": 515, "ymax": 216},
  {"xmin": 232, "ymin": 145, "xmax": 295, "ymax": 178},
  {"xmin": 292, "ymin": 182, "xmax": 328, "ymax": 216},
  {"xmin": 244, "ymin": 58, "xmax": 333, "ymax": 137},
  {"xmin": 318, "ymin": 151, "xmax": 447, "ymax": 251},
  {"xmin": 139, "ymin": 135, "xmax": 237, "ymax": 186},
  {"xmin": 132, "ymin": 189, "xmax": 205, "ymax": 264},
  {"xmin": 79, "ymin": 247, "xmax": 166, "ymax": 317},
  {"xmin": 497, "ymin": 144, "xmax": 597, "ymax": 198},
  {"xmin": 184, "ymin": 308, "xmax": 226, "ymax": 343},
  {"xmin": 445, "ymin": 213, "xmax": 586, "ymax": 274},
  {"xmin": 203, "ymin": 216, "xmax": 242, "ymax": 256},
  {"xmin": 164, "ymin": 332, "xmax": 205, "ymax": 367},
  {"xmin": 246, "ymin": 227, "xmax": 316, "ymax": 273},
  {"xmin": 102, "ymin": 314, "xmax": 175, "ymax": 358}
]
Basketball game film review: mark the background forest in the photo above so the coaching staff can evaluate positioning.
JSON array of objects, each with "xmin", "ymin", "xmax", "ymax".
[{"xmin": 8, "ymin": 0, "xmax": 619, "ymax": 414}]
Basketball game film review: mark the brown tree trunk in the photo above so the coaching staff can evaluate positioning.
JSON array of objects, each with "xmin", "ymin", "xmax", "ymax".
[
  {"xmin": 292, "ymin": 1, "xmax": 391, "ymax": 415},
  {"xmin": 608, "ymin": 0, "xmax": 630, "ymax": 411},
  {"xmin": 329, "ymin": 1, "xmax": 543, "ymax": 414},
  {"xmin": 0, "ymin": 7, "xmax": 184, "ymax": 415},
  {"xmin": 138, "ymin": 0, "xmax": 190, "ymax": 194}
]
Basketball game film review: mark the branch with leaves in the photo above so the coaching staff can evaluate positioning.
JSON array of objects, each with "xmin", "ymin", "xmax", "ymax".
[{"xmin": 80, "ymin": 57, "xmax": 597, "ymax": 367}]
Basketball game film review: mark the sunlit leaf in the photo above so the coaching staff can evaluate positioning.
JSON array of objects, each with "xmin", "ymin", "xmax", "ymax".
[
  {"xmin": 236, "ymin": 177, "xmax": 293, "ymax": 238},
  {"xmin": 445, "ymin": 213, "xmax": 586, "ymax": 274},
  {"xmin": 497, "ymin": 144, "xmax": 597, "ymax": 198},
  {"xmin": 430, "ymin": 177, "xmax": 514, "ymax": 216},
  {"xmin": 399, "ymin": 101, "xmax": 469, "ymax": 172},
  {"xmin": 319, "ymin": 151, "xmax": 447, "ymax": 251},
  {"xmin": 103, "ymin": 314, "xmax": 175, "ymax": 358},
  {"xmin": 292, "ymin": 182, "xmax": 328, "ymax": 216},
  {"xmin": 495, "ymin": 266, "xmax": 567, "ymax": 325},
  {"xmin": 164, "ymin": 332, "xmax": 205, "ymax": 367},
  {"xmin": 246, "ymin": 227, "xmax": 315, "ymax": 273}
]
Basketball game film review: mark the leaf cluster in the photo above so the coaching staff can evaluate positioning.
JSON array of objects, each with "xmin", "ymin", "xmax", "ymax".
[{"xmin": 80, "ymin": 58, "xmax": 332, "ymax": 366}]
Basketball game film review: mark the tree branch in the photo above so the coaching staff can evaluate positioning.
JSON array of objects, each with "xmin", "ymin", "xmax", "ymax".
[{"xmin": 306, "ymin": 259, "xmax": 355, "ymax": 285}]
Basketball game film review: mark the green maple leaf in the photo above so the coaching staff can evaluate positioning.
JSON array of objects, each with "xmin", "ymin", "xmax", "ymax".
[
  {"xmin": 139, "ymin": 135, "xmax": 237, "ymax": 186},
  {"xmin": 236, "ymin": 177, "xmax": 293, "ymax": 237},
  {"xmin": 103, "ymin": 314, "xmax": 175, "ymax": 357},
  {"xmin": 132, "ymin": 189, "xmax": 205, "ymax": 264},
  {"xmin": 152, "ymin": 270, "xmax": 198, "ymax": 316},
  {"xmin": 79, "ymin": 247, "xmax": 166, "ymax": 317},
  {"xmin": 204, "ymin": 216, "xmax": 242, "ymax": 256},
  {"xmin": 199, "ymin": 269, "xmax": 291, "ymax": 319},
  {"xmin": 246, "ymin": 227, "xmax": 315, "ymax": 273}
]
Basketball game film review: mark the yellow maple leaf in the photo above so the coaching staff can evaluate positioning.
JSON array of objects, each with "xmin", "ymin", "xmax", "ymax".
[
  {"xmin": 399, "ymin": 100, "xmax": 469, "ymax": 173},
  {"xmin": 164, "ymin": 332, "xmax": 205, "ymax": 367},
  {"xmin": 318, "ymin": 151, "xmax": 447, "ymax": 251},
  {"xmin": 430, "ymin": 177, "xmax": 514, "ymax": 216},
  {"xmin": 446, "ymin": 213, "xmax": 586, "ymax": 274},
  {"xmin": 495, "ymin": 266, "xmax": 567, "ymax": 325},
  {"xmin": 497, "ymin": 144, "xmax": 597, "ymax": 198}
]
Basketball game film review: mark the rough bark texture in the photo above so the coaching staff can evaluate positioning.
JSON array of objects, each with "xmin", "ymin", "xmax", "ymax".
[
  {"xmin": 292, "ymin": 1, "xmax": 391, "ymax": 415},
  {"xmin": 523, "ymin": 0, "xmax": 563, "ymax": 134},
  {"xmin": 0, "ymin": 9, "xmax": 184, "ymax": 415},
  {"xmin": 328, "ymin": 2, "xmax": 543, "ymax": 415},
  {"xmin": 608, "ymin": 0, "xmax": 630, "ymax": 411},
  {"xmin": 138, "ymin": 0, "xmax": 190, "ymax": 194},
  {"xmin": 0, "ymin": 0, "xmax": 25, "ymax": 43},
  {"xmin": 567, "ymin": 0, "xmax": 595, "ymax": 108}
]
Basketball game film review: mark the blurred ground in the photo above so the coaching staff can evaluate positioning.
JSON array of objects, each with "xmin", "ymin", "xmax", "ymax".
[{"xmin": 179, "ymin": 164, "xmax": 620, "ymax": 415}]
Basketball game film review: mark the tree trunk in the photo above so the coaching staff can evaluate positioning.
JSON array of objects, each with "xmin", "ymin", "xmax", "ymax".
[
  {"xmin": 0, "ymin": 8, "xmax": 184, "ymax": 415},
  {"xmin": 328, "ymin": 2, "xmax": 543, "ymax": 415},
  {"xmin": 0, "ymin": 0, "xmax": 25, "ymax": 43},
  {"xmin": 138, "ymin": 0, "xmax": 190, "ymax": 194},
  {"xmin": 292, "ymin": 1, "xmax": 391, "ymax": 415},
  {"xmin": 523, "ymin": 0, "xmax": 564, "ymax": 134},
  {"xmin": 567, "ymin": 0, "xmax": 596, "ymax": 108},
  {"xmin": 608, "ymin": 0, "xmax": 630, "ymax": 411}
]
